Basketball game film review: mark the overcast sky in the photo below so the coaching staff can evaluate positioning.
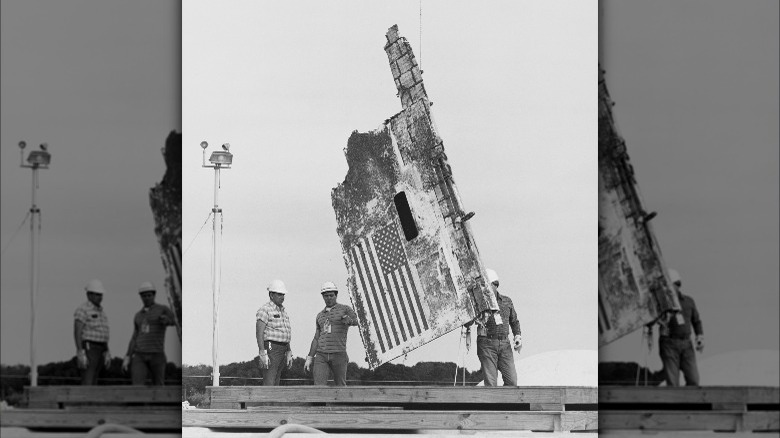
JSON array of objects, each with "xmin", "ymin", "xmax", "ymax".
[
  {"xmin": 599, "ymin": 0, "xmax": 779, "ymax": 384},
  {"xmin": 182, "ymin": 0, "xmax": 597, "ymax": 373},
  {"xmin": 1, "ymin": 0, "xmax": 182, "ymax": 369}
]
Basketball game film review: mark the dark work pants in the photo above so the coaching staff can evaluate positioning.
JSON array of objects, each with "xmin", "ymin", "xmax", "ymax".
[
  {"xmin": 313, "ymin": 351, "xmax": 349, "ymax": 386},
  {"xmin": 131, "ymin": 352, "xmax": 167, "ymax": 386},
  {"xmin": 262, "ymin": 341, "xmax": 289, "ymax": 386},
  {"xmin": 659, "ymin": 337, "xmax": 699, "ymax": 386},
  {"xmin": 477, "ymin": 337, "xmax": 517, "ymax": 386},
  {"xmin": 81, "ymin": 341, "xmax": 107, "ymax": 385}
]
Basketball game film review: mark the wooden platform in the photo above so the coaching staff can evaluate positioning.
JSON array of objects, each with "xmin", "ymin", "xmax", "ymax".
[
  {"xmin": 0, "ymin": 386, "xmax": 182, "ymax": 431},
  {"xmin": 181, "ymin": 386, "xmax": 598, "ymax": 433},
  {"xmin": 599, "ymin": 386, "xmax": 780, "ymax": 433}
]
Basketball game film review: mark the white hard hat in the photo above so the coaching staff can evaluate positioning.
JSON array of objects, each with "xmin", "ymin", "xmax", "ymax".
[
  {"xmin": 85, "ymin": 279, "xmax": 106, "ymax": 295},
  {"xmin": 267, "ymin": 279, "xmax": 288, "ymax": 294},
  {"xmin": 486, "ymin": 268, "xmax": 499, "ymax": 285},
  {"xmin": 668, "ymin": 268, "xmax": 682, "ymax": 285},
  {"xmin": 321, "ymin": 281, "xmax": 338, "ymax": 293},
  {"xmin": 138, "ymin": 281, "xmax": 156, "ymax": 294}
]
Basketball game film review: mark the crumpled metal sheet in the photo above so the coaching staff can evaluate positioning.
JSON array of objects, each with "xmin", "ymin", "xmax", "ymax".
[
  {"xmin": 331, "ymin": 25, "xmax": 498, "ymax": 368},
  {"xmin": 598, "ymin": 67, "xmax": 680, "ymax": 346}
]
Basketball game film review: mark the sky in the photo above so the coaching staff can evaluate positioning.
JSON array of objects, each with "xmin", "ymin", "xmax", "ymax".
[
  {"xmin": 598, "ymin": 0, "xmax": 779, "ymax": 384},
  {"xmin": 1, "ymin": 1, "xmax": 182, "ymax": 369},
  {"xmin": 182, "ymin": 0, "xmax": 597, "ymax": 373}
]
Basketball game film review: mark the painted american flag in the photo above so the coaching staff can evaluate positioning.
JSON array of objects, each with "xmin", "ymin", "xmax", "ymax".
[{"xmin": 349, "ymin": 222, "xmax": 429, "ymax": 353}]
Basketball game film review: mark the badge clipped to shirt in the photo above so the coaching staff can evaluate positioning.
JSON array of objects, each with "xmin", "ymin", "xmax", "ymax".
[
  {"xmin": 142, "ymin": 321, "xmax": 150, "ymax": 333},
  {"xmin": 324, "ymin": 318, "xmax": 332, "ymax": 334},
  {"xmin": 493, "ymin": 313, "xmax": 503, "ymax": 325}
]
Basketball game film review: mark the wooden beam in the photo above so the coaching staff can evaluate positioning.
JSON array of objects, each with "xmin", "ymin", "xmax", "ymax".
[
  {"xmin": 183, "ymin": 409, "xmax": 597, "ymax": 431},
  {"xmin": 25, "ymin": 386, "xmax": 182, "ymax": 404},
  {"xmin": 207, "ymin": 386, "xmax": 596, "ymax": 405},
  {"xmin": 599, "ymin": 411, "xmax": 779, "ymax": 431},
  {"xmin": 0, "ymin": 409, "xmax": 181, "ymax": 430},
  {"xmin": 1, "ymin": 430, "xmax": 180, "ymax": 438},
  {"xmin": 598, "ymin": 386, "xmax": 779, "ymax": 404}
]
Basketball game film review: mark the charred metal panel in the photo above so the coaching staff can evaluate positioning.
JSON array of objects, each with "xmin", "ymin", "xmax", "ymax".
[
  {"xmin": 598, "ymin": 67, "xmax": 680, "ymax": 346},
  {"xmin": 332, "ymin": 25, "xmax": 498, "ymax": 368}
]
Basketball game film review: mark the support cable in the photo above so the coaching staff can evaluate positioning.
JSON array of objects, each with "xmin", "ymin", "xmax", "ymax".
[
  {"xmin": 183, "ymin": 212, "xmax": 213, "ymax": 256},
  {"xmin": 1, "ymin": 212, "xmax": 31, "ymax": 256}
]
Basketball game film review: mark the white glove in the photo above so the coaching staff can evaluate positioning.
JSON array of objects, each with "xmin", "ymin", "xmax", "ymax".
[
  {"xmin": 286, "ymin": 350, "xmax": 293, "ymax": 368},
  {"xmin": 304, "ymin": 356, "xmax": 313, "ymax": 372},
  {"xmin": 258, "ymin": 351, "xmax": 269, "ymax": 369},
  {"xmin": 103, "ymin": 351, "xmax": 112, "ymax": 368},
  {"xmin": 695, "ymin": 335, "xmax": 704, "ymax": 353},
  {"xmin": 122, "ymin": 355, "xmax": 131, "ymax": 373},
  {"xmin": 513, "ymin": 335, "xmax": 522, "ymax": 353},
  {"xmin": 77, "ymin": 350, "xmax": 88, "ymax": 369}
]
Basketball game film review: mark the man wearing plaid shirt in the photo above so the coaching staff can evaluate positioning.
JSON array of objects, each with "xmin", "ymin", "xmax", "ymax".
[
  {"xmin": 73, "ymin": 279, "xmax": 112, "ymax": 385},
  {"xmin": 256, "ymin": 279, "xmax": 293, "ymax": 386}
]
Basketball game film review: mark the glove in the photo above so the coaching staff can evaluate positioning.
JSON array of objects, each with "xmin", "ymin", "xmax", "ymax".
[
  {"xmin": 695, "ymin": 335, "xmax": 704, "ymax": 353},
  {"xmin": 258, "ymin": 351, "xmax": 269, "ymax": 369},
  {"xmin": 286, "ymin": 350, "xmax": 293, "ymax": 368},
  {"xmin": 304, "ymin": 356, "xmax": 313, "ymax": 372},
  {"xmin": 513, "ymin": 334, "xmax": 522, "ymax": 353},
  {"xmin": 464, "ymin": 326, "xmax": 472, "ymax": 352},
  {"xmin": 77, "ymin": 350, "xmax": 88, "ymax": 369},
  {"xmin": 122, "ymin": 355, "xmax": 131, "ymax": 373},
  {"xmin": 103, "ymin": 351, "xmax": 112, "ymax": 368}
]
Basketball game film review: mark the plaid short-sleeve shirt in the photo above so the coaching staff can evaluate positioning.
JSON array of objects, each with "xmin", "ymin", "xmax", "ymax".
[
  {"xmin": 74, "ymin": 301, "xmax": 109, "ymax": 343},
  {"xmin": 256, "ymin": 301, "xmax": 291, "ymax": 343}
]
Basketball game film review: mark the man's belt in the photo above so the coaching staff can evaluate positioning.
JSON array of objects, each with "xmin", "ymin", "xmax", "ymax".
[
  {"xmin": 661, "ymin": 334, "xmax": 690, "ymax": 341},
  {"xmin": 478, "ymin": 333, "xmax": 507, "ymax": 340},
  {"xmin": 265, "ymin": 340, "xmax": 289, "ymax": 346}
]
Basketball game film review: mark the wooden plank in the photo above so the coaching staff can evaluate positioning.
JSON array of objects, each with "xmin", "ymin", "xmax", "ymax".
[
  {"xmin": 183, "ymin": 409, "xmax": 597, "ymax": 431},
  {"xmin": 207, "ymin": 386, "xmax": 596, "ymax": 405},
  {"xmin": 600, "ymin": 431, "xmax": 765, "ymax": 437},
  {"xmin": 598, "ymin": 386, "xmax": 779, "ymax": 404},
  {"xmin": 25, "ymin": 385, "xmax": 182, "ymax": 404},
  {"xmin": 182, "ymin": 428, "xmax": 592, "ymax": 438},
  {"xmin": 599, "ymin": 410, "xmax": 779, "ymax": 431},
  {"xmin": 1, "ymin": 429, "xmax": 180, "ymax": 438},
  {"xmin": 0, "ymin": 409, "xmax": 181, "ymax": 430}
]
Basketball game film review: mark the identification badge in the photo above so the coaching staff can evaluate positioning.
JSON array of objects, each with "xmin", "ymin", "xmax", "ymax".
[
  {"xmin": 324, "ymin": 319, "xmax": 332, "ymax": 334},
  {"xmin": 142, "ymin": 321, "xmax": 150, "ymax": 333},
  {"xmin": 494, "ymin": 314, "xmax": 503, "ymax": 325}
]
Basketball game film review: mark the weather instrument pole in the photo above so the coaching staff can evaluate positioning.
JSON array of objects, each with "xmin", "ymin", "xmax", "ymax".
[
  {"xmin": 201, "ymin": 141, "xmax": 233, "ymax": 387},
  {"xmin": 18, "ymin": 141, "xmax": 51, "ymax": 387}
]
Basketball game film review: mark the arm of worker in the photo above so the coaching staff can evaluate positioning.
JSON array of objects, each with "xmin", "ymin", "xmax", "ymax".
[
  {"xmin": 305, "ymin": 323, "xmax": 320, "ymax": 372},
  {"xmin": 508, "ymin": 302, "xmax": 522, "ymax": 353},
  {"xmin": 73, "ymin": 320, "xmax": 88, "ymax": 369},
  {"xmin": 256, "ymin": 319, "xmax": 268, "ymax": 369},
  {"xmin": 691, "ymin": 300, "xmax": 704, "ymax": 352},
  {"xmin": 123, "ymin": 324, "xmax": 138, "ymax": 373},
  {"xmin": 159, "ymin": 306, "xmax": 176, "ymax": 326},
  {"xmin": 341, "ymin": 306, "xmax": 359, "ymax": 326}
]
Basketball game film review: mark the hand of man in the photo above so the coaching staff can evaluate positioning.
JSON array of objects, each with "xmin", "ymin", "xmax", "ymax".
[
  {"xmin": 304, "ymin": 356, "xmax": 313, "ymax": 372},
  {"xmin": 77, "ymin": 350, "xmax": 88, "ymax": 369},
  {"xmin": 258, "ymin": 351, "xmax": 269, "ymax": 369},
  {"xmin": 159, "ymin": 314, "xmax": 171, "ymax": 325},
  {"xmin": 103, "ymin": 351, "xmax": 112, "ymax": 368},
  {"xmin": 695, "ymin": 335, "xmax": 704, "ymax": 353},
  {"xmin": 341, "ymin": 314, "xmax": 352, "ymax": 325},
  {"xmin": 285, "ymin": 350, "xmax": 293, "ymax": 368},
  {"xmin": 122, "ymin": 355, "xmax": 131, "ymax": 373},
  {"xmin": 513, "ymin": 335, "xmax": 522, "ymax": 353}
]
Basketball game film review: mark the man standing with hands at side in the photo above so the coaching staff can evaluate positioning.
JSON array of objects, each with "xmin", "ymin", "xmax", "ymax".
[
  {"xmin": 658, "ymin": 268, "xmax": 704, "ymax": 386},
  {"xmin": 256, "ymin": 280, "xmax": 293, "ymax": 386},
  {"xmin": 305, "ymin": 282, "xmax": 358, "ymax": 386},
  {"xmin": 73, "ymin": 279, "xmax": 112, "ymax": 385}
]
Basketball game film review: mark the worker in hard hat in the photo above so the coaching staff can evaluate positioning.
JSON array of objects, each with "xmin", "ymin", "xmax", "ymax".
[
  {"xmin": 304, "ymin": 282, "xmax": 359, "ymax": 386},
  {"xmin": 73, "ymin": 279, "xmax": 112, "ymax": 385},
  {"xmin": 467, "ymin": 268, "xmax": 522, "ymax": 386},
  {"xmin": 256, "ymin": 279, "xmax": 294, "ymax": 386},
  {"xmin": 658, "ymin": 268, "xmax": 704, "ymax": 386},
  {"xmin": 122, "ymin": 281, "xmax": 176, "ymax": 385}
]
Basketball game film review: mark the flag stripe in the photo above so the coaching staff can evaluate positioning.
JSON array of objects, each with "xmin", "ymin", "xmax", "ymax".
[
  {"xmin": 392, "ymin": 269, "xmax": 418, "ymax": 337},
  {"xmin": 398, "ymin": 267, "xmax": 422, "ymax": 335},
  {"xmin": 356, "ymin": 238, "xmax": 393, "ymax": 351},
  {"xmin": 350, "ymin": 246, "xmax": 386, "ymax": 353},
  {"xmin": 366, "ymin": 237, "xmax": 401, "ymax": 347},
  {"xmin": 387, "ymin": 272, "xmax": 412, "ymax": 340},
  {"xmin": 404, "ymin": 264, "xmax": 429, "ymax": 330}
]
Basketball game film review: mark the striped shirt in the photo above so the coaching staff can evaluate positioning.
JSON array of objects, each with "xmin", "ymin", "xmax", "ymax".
[
  {"xmin": 256, "ymin": 301, "xmax": 292, "ymax": 343},
  {"xmin": 132, "ymin": 303, "xmax": 174, "ymax": 353},
  {"xmin": 74, "ymin": 301, "xmax": 109, "ymax": 343},
  {"xmin": 310, "ymin": 303, "xmax": 358, "ymax": 355}
]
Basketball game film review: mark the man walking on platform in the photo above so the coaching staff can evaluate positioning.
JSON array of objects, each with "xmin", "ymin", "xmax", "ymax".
[{"xmin": 305, "ymin": 282, "xmax": 358, "ymax": 386}]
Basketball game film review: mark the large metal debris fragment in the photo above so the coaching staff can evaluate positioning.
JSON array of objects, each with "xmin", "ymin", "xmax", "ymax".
[
  {"xmin": 598, "ymin": 67, "xmax": 680, "ymax": 346},
  {"xmin": 149, "ymin": 130, "xmax": 182, "ymax": 341},
  {"xmin": 332, "ymin": 25, "xmax": 498, "ymax": 368}
]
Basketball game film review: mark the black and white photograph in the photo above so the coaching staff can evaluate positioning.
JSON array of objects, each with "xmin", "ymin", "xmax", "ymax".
[
  {"xmin": 598, "ymin": 0, "xmax": 779, "ymax": 434},
  {"xmin": 1, "ymin": 0, "xmax": 182, "ymax": 432},
  {"xmin": 181, "ymin": 0, "xmax": 597, "ymax": 434}
]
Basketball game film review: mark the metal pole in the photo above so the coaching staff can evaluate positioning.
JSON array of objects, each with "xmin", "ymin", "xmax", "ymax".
[
  {"xmin": 29, "ymin": 168, "xmax": 39, "ymax": 387},
  {"xmin": 211, "ymin": 167, "xmax": 221, "ymax": 387}
]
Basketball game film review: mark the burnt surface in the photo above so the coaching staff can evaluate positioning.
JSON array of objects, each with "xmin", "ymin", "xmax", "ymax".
[
  {"xmin": 149, "ymin": 130, "xmax": 182, "ymax": 341},
  {"xmin": 331, "ymin": 26, "xmax": 498, "ymax": 368},
  {"xmin": 598, "ymin": 68, "xmax": 679, "ymax": 346}
]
